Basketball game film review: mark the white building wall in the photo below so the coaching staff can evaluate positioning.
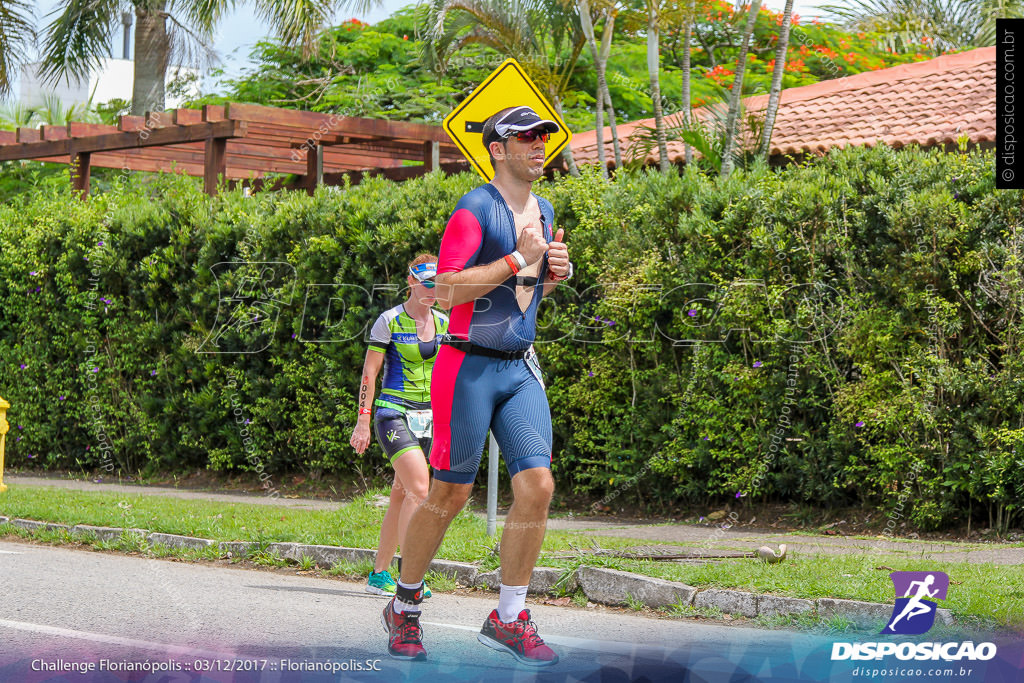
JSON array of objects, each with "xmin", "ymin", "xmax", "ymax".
[{"xmin": 18, "ymin": 59, "xmax": 200, "ymax": 111}]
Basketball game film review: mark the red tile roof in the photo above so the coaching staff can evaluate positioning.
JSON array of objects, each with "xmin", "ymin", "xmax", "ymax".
[{"xmin": 570, "ymin": 46, "xmax": 995, "ymax": 167}]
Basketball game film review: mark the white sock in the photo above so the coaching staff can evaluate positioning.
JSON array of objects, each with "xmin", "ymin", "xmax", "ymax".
[
  {"xmin": 497, "ymin": 584, "xmax": 528, "ymax": 623},
  {"xmin": 393, "ymin": 580, "xmax": 423, "ymax": 614}
]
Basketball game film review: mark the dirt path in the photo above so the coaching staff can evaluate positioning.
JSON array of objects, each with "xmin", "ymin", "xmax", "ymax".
[{"xmin": 542, "ymin": 516, "xmax": 1024, "ymax": 565}]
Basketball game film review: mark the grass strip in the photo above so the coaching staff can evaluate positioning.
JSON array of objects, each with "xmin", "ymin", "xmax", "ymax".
[{"xmin": 1, "ymin": 485, "xmax": 1021, "ymax": 629}]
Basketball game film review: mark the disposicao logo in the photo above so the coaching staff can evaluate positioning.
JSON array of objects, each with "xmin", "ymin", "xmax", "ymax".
[
  {"xmin": 830, "ymin": 570, "xmax": 998, "ymax": 663},
  {"xmin": 883, "ymin": 571, "xmax": 949, "ymax": 635}
]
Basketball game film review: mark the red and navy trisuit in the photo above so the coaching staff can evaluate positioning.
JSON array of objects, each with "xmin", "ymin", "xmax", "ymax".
[{"xmin": 430, "ymin": 183, "xmax": 554, "ymax": 484}]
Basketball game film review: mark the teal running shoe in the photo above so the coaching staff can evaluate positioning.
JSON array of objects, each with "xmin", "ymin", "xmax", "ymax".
[{"xmin": 366, "ymin": 570, "xmax": 397, "ymax": 596}]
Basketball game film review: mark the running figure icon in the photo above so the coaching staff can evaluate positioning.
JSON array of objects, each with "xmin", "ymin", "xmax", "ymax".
[
  {"xmin": 882, "ymin": 571, "xmax": 949, "ymax": 635},
  {"xmin": 885, "ymin": 575, "xmax": 938, "ymax": 632}
]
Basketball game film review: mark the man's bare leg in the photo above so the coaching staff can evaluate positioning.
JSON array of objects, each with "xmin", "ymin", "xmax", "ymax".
[
  {"xmin": 398, "ymin": 479, "xmax": 473, "ymax": 585},
  {"xmin": 500, "ymin": 466, "xmax": 554, "ymax": 585},
  {"xmin": 476, "ymin": 466, "xmax": 559, "ymax": 666}
]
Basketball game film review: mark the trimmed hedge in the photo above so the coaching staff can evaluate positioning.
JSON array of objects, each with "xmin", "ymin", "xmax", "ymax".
[{"xmin": 0, "ymin": 145, "xmax": 1020, "ymax": 530}]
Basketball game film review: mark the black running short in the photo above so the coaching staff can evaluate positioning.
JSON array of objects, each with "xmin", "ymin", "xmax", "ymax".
[{"xmin": 374, "ymin": 409, "xmax": 432, "ymax": 465}]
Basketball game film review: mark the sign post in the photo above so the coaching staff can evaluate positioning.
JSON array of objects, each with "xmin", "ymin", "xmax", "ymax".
[
  {"xmin": 487, "ymin": 433, "xmax": 499, "ymax": 537},
  {"xmin": 0, "ymin": 397, "xmax": 10, "ymax": 493}
]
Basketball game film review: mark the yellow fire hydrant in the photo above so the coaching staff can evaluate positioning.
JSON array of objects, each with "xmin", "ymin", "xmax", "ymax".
[{"xmin": 0, "ymin": 396, "xmax": 9, "ymax": 493}]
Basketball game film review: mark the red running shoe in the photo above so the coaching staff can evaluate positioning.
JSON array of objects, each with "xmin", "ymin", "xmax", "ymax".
[
  {"xmin": 477, "ymin": 609, "xmax": 558, "ymax": 667},
  {"xmin": 381, "ymin": 598, "xmax": 426, "ymax": 661}
]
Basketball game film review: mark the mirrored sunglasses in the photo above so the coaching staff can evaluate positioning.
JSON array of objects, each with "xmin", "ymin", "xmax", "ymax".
[{"xmin": 510, "ymin": 129, "xmax": 551, "ymax": 143}]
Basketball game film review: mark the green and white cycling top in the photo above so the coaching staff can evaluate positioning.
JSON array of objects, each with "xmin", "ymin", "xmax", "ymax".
[{"xmin": 368, "ymin": 304, "xmax": 450, "ymax": 413}]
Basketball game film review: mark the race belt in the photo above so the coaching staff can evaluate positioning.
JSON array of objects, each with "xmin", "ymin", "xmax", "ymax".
[{"xmin": 441, "ymin": 335, "xmax": 528, "ymax": 361}]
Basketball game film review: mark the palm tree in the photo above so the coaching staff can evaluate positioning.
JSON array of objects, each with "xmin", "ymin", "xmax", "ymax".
[
  {"xmin": 578, "ymin": 0, "xmax": 611, "ymax": 177},
  {"xmin": 817, "ymin": 0, "xmax": 1024, "ymax": 52},
  {"xmin": 36, "ymin": 92, "xmax": 103, "ymax": 126},
  {"xmin": 629, "ymin": 84, "xmax": 763, "ymax": 174},
  {"xmin": 758, "ymin": 0, "xmax": 794, "ymax": 158},
  {"xmin": 578, "ymin": 0, "xmax": 625, "ymax": 172},
  {"xmin": 0, "ymin": 101, "xmax": 37, "ymax": 130},
  {"xmin": 719, "ymin": 0, "xmax": 761, "ymax": 177},
  {"xmin": 646, "ymin": 0, "xmax": 670, "ymax": 171},
  {"xmin": 679, "ymin": 0, "xmax": 695, "ymax": 165},
  {"xmin": 422, "ymin": 0, "xmax": 587, "ymax": 175},
  {"xmin": 39, "ymin": 0, "xmax": 342, "ymax": 116},
  {"xmin": 0, "ymin": 0, "xmax": 35, "ymax": 97},
  {"xmin": 599, "ymin": 9, "xmax": 623, "ymax": 168}
]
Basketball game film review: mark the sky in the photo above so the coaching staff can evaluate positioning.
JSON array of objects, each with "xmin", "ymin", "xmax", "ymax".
[{"xmin": 28, "ymin": 0, "xmax": 841, "ymax": 98}]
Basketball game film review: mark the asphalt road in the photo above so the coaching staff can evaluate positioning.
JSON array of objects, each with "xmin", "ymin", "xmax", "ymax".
[{"xmin": 0, "ymin": 539, "xmax": 864, "ymax": 683}]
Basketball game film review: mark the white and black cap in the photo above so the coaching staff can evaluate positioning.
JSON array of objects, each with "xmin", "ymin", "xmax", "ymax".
[{"xmin": 483, "ymin": 106, "xmax": 560, "ymax": 147}]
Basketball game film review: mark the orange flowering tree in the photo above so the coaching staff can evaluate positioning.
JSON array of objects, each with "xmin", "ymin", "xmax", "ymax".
[{"xmin": 658, "ymin": 3, "xmax": 936, "ymax": 110}]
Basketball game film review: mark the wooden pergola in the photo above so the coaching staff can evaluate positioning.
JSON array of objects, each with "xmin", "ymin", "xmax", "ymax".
[{"xmin": 0, "ymin": 103, "xmax": 469, "ymax": 198}]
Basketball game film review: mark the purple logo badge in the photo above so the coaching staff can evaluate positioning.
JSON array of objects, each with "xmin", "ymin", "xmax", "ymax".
[{"xmin": 882, "ymin": 571, "xmax": 949, "ymax": 635}]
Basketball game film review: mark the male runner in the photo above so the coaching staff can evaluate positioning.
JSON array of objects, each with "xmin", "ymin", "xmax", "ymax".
[{"xmin": 381, "ymin": 105, "xmax": 572, "ymax": 667}]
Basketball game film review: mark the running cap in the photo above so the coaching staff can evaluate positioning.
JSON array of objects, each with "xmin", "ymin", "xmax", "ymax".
[
  {"xmin": 482, "ymin": 106, "xmax": 561, "ymax": 148},
  {"xmin": 409, "ymin": 262, "xmax": 437, "ymax": 282}
]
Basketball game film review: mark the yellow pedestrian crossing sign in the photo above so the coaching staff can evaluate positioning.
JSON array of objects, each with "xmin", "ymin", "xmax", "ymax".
[{"xmin": 442, "ymin": 58, "xmax": 572, "ymax": 181}]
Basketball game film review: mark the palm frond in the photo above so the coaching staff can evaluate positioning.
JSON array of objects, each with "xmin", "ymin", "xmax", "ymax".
[
  {"xmin": 429, "ymin": 0, "xmax": 543, "ymax": 61},
  {"xmin": 163, "ymin": 9, "xmax": 219, "ymax": 71},
  {"xmin": 0, "ymin": 101, "xmax": 39, "ymax": 130},
  {"xmin": 38, "ymin": 0, "xmax": 123, "ymax": 87},
  {"xmin": 420, "ymin": 0, "xmax": 580, "ymax": 96},
  {"xmin": 816, "ymin": 0, "xmax": 1022, "ymax": 50},
  {"xmin": 252, "ymin": 0, "xmax": 338, "ymax": 56},
  {"xmin": 38, "ymin": 92, "xmax": 72, "ymax": 125},
  {"xmin": 168, "ymin": 0, "xmax": 234, "ymax": 35},
  {"xmin": 0, "ymin": 0, "xmax": 36, "ymax": 97},
  {"xmin": 974, "ymin": 0, "xmax": 1024, "ymax": 45}
]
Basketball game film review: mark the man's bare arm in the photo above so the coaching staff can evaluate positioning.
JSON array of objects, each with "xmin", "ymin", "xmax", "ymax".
[
  {"xmin": 435, "ymin": 259, "xmax": 515, "ymax": 309},
  {"xmin": 435, "ymin": 224, "xmax": 549, "ymax": 309}
]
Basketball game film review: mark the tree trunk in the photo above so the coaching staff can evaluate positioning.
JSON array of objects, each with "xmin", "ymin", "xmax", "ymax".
[
  {"xmin": 578, "ymin": 0, "xmax": 607, "ymax": 178},
  {"xmin": 132, "ymin": 3, "xmax": 170, "ymax": 115},
  {"xmin": 601, "ymin": 12, "xmax": 623, "ymax": 169},
  {"xmin": 647, "ymin": 2, "xmax": 670, "ymax": 172},
  {"xmin": 554, "ymin": 96, "xmax": 581, "ymax": 176},
  {"xmin": 758, "ymin": 0, "xmax": 795, "ymax": 158},
  {"xmin": 719, "ymin": 0, "xmax": 761, "ymax": 177},
  {"xmin": 681, "ymin": 0, "xmax": 695, "ymax": 166}
]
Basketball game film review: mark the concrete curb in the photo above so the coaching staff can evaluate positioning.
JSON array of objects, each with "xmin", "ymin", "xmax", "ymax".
[
  {"xmin": 219, "ymin": 541, "xmax": 256, "ymax": 557},
  {"xmin": 72, "ymin": 524, "xmax": 147, "ymax": 542},
  {"xmin": 296, "ymin": 544, "xmax": 377, "ymax": 568},
  {"xmin": 758, "ymin": 594, "xmax": 815, "ymax": 618},
  {"xmin": 694, "ymin": 587, "xmax": 757, "ymax": 617},
  {"xmin": 817, "ymin": 597, "xmax": 891, "ymax": 626},
  {"xmin": 11, "ymin": 518, "xmax": 71, "ymax": 533},
  {"xmin": 0, "ymin": 517, "xmax": 952, "ymax": 627},
  {"xmin": 148, "ymin": 532, "xmax": 215, "ymax": 550},
  {"xmin": 577, "ymin": 566, "xmax": 697, "ymax": 609},
  {"xmin": 474, "ymin": 567, "xmax": 574, "ymax": 594},
  {"xmin": 266, "ymin": 542, "xmax": 301, "ymax": 560},
  {"xmin": 427, "ymin": 559, "xmax": 479, "ymax": 587}
]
